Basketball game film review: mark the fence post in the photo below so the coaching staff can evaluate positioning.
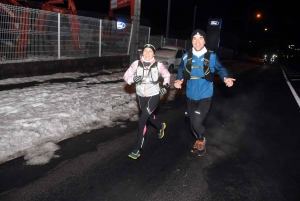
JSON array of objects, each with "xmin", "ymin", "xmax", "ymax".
[
  {"xmin": 99, "ymin": 19, "xmax": 102, "ymax": 57},
  {"xmin": 127, "ymin": 23, "xmax": 133, "ymax": 55},
  {"xmin": 58, "ymin": 13, "xmax": 60, "ymax": 59},
  {"xmin": 161, "ymin": 36, "xmax": 163, "ymax": 47}
]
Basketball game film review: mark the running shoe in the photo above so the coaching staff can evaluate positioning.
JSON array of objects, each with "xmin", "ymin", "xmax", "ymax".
[
  {"xmin": 158, "ymin": 123, "xmax": 166, "ymax": 139},
  {"xmin": 128, "ymin": 149, "xmax": 140, "ymax": 159}
]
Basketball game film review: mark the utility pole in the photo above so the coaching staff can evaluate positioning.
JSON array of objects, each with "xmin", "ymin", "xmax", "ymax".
[
  {"xmin": 130, "ymin": 0, "xmax": 141, "ymax": 64},
  {"xmin": 192, "ymin": 0, "xmax": 197, "ymax": 31},
  {"xmin": 243, "ymin": 13, "xmax": 249, "ymax": 57},
  {"xmin": 193, "ymin": 5, "xmax": 196, "ymax": 31},
  {"xmin": 166, "ymin": 0, "xmax": 171, "ymax": 39}
]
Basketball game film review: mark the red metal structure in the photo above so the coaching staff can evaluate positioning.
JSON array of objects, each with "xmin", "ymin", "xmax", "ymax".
[
  {"xmin": 0, "ymin": 0, "xmax": 119, "ymax": 58},
  {"xmin": 0, "ymin": 0, "xmax": 26, "ymax": 6},
  {"xmin": 37, "ymin": 0, "xmax": 81, "ymax": 54},
  {"xmin": 109, "ymin": 0, "xmax": 133, "ymax": 23},
  {"xmin": 0, "ymin": 0, "xmax": 29, "ymax": 57},
  {"xmin": 0, "ymin": 0, "xmax": 81, "ymax": 56}
]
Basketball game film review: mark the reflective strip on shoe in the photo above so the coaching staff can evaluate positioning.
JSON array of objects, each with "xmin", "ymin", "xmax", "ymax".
[{"xmin": 158, "ymin": 123, "xmax": 166, "ymax": 139}]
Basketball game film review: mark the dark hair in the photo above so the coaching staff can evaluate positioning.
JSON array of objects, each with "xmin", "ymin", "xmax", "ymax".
[
  {"xmin": 142, "ymin": 44, "xmax": 156, "ymax": 53},
  {"xmin": 191, "ymin": 29, "xmax": 206, "ymax": 41}
]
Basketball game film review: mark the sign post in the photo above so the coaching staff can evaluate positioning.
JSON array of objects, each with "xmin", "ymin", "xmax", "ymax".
[
  {"xmin": 129, "ymin": 0, "xmax": 141, "ymax": 64},
  {"xmin": 206, "ymin": 18, "xmax": 222, "ymax": 52},
  {"xmin": 109, "ymin": 0, "xmax": 139, "ymax": 63}
]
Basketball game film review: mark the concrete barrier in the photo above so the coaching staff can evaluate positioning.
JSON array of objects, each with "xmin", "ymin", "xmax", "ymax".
[{"xmin": 0, "ymin": 55, "xmax": 130, "ymax": 79}]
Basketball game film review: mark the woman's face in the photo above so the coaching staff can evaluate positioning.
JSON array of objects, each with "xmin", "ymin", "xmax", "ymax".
[{"xmin": 143, "ymin": 47, "xmax": 155, "ymax": 61}]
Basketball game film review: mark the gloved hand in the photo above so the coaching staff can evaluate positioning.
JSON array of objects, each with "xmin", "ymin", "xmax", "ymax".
[
  {"xmin": 159, "ymin": 83, "xmax": 169, "ymax": 96},
  {"xmin": 133, "ymin": 76, "xmax": 142, "ymax": 84}
]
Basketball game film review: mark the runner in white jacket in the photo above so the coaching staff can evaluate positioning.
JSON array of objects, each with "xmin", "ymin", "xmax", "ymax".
[{"xmin": 123, "ymin": 44, "xmax": 170, "ymax": 159}]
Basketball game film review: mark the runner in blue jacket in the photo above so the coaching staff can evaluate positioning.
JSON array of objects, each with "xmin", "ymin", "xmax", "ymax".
[{"xmin": 174, "ymin": 29, "xmax": 235, "ymax": 156}]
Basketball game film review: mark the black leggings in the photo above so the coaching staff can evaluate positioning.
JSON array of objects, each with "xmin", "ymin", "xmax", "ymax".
[
  {"xmin": 135, "ymin": 94, "xmax": 162, "ymax": 149},
  {"xmin": 187, "ymin": 97, "xmax": 212, "ymax": 139}
]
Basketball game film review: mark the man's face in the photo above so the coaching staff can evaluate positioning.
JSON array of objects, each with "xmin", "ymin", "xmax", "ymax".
[
  {"xmin": 192, "ymin": 35, "xmax": 205, "ymax": 51},
  {"xmin": 143, "ymin": 48, "xmax": 155, "ymax": 61}
]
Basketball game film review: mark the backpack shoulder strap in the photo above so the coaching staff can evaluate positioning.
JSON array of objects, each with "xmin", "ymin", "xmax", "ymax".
[
  {"xmin": 204, "ymin": 51, "xmax": 211, "ymax": 61},
  {"xmin": 203, "ymin": 51, "xmax": 211, "ymax": 69},
  {"xmin": 151, "ymin": 61, "xmax": 158, "ymax": 68},
  {"xmin": 136, "ymin": 60, "xmax": 144, "ymax": 77},
  {"xmin": 146, "ymin": 61, "xmax": 159, "ymax": 83},
  {"xmin": 186, "ymin": 49, "xmax": 193, "ymax": 74},
  {"xmin": 203, "ymin": 50, "xmax": 214, "ymax": 82},
  {"xmin": 138, "ymin": 60, "xmax": 143, "ymax": 68},
  {"xmin": 183, "ymin": 49, "xmax": 193, "ymax": 80}
]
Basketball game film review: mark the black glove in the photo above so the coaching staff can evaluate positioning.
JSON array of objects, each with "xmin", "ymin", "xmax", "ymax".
[
  {"xmin": 133, "ymin": 76, "xmax": 142, "ymax": 84},
  {"xmin": 159, "ymin": 83, "xmax": 169, "ymax": 96}
]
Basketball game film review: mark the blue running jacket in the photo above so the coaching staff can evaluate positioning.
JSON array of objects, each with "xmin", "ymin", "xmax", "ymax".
[{"xmin": 176, "ymin": 51, "xmax": 229, "ymax": 100}]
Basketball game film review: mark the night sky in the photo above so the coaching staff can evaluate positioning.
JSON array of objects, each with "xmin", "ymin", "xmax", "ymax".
[{"xmin": 76, "ymin": 0, "xmax": 299, "ymax": 49}]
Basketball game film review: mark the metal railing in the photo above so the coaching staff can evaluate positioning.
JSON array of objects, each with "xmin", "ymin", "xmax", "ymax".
[{"xmin": 0, "ymin": 3, "xmax": 192, "ymax": 64}]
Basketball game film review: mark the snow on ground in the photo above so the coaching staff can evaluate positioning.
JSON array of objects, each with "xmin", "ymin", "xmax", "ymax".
[
  {"xmin": 0, "ymin": 69, "xmax": 179, "ymax": 165},
  {"xmin": 0, "ymin": 57, "xmax": 267, "ymax": 165}
]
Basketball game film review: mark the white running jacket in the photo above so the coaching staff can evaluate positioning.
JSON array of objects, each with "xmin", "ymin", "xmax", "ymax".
[{"xmin": 123, "ymin": 58, "xmax": 170, "ymax": 97}]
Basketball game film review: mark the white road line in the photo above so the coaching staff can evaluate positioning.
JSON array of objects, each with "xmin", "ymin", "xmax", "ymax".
[{"xmin": 281, "ymin": 67, "xmax": 300, "ymax": 108}]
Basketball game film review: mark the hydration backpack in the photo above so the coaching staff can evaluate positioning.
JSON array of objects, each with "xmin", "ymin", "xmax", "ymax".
[
  {"xmin": 183, "ymin": 49, "xmax": 214, "ymax": 82},
  {"xmin": 136, "ymin": 61, "xmax": 159, "ymax": 84}
]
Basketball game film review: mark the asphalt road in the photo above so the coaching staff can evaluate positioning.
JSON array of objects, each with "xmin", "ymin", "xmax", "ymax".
[{"xmin": 0, "ymin": 60, "xmax": 300, "ymax": 201}]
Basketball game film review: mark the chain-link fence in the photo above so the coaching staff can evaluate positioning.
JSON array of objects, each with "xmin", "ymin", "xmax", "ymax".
[
  {"xmin": 148, "ymin": 36, "xmax": 192, "ymax": 51},
  {"xmin": 0, "ymin": 3, "xmax": 134, "ymax": 62},
  {"xmin": 0, "ymin": 3, "xmax": 192, "ymax": 64}
]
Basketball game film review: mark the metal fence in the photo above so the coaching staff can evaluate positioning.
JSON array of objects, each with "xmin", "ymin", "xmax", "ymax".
[
  {"xmin": 148, "ymin": 36, "xmax": 192, "ymax": 51},
  {"xmin": 0, "ymin": 3, "xmax": 192, "ymax": 64}
]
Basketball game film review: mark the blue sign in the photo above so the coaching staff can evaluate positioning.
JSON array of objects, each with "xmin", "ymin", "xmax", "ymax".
[
  {"xmin": 206, "ymin": 18, "xmax": 222, "ymax": 51},
  {"xmin": 209, "ymin": 21, "xmax": 219, "ymax": 26},
  {"xmin": 117, "ymin": 22, "xmax": 126, "ymax": 29}
]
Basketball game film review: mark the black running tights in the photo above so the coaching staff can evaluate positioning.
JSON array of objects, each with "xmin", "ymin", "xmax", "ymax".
[{"xmin": 135, "ymin": 94, "xmax": 162, "ymax": 149}]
